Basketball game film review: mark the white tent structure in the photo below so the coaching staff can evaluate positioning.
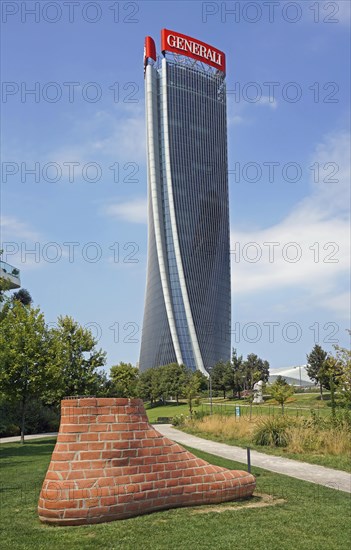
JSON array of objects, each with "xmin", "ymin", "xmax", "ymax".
[{"xmin": 269, "ymin": 365, "xmax": 314, "ymax": 387}]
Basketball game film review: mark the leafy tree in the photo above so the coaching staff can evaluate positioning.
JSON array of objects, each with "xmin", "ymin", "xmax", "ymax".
[
  {"xmin": 332, "ymin": 337, "xmax": 351, "ymax": 407},
  {"xmin": 269, "ymin": 376, "xmax": 294, "ymax": 413},
  {"xmin": 12, "ymin": 289, "xmax": 32, "ymax": 306},
  {"xmin": 49, "ymin": 316, "xmax": 106, "ymax": 401},
  {"xmin": 0, "ymin": 302, "xmax": 56, "ymax": 443},
  {"xmin": 242, "ymin": 354, "xmax": 270, "ymax": 390},
  {"xmin": 323, "ymin": 347, "xmax": 348, "ymax": 415},
  {"xmin": 231, "ymin": 348, "xmax": 245, "ymax": 397},
  {"xmin": 195, "ymin": 370, "xmax": 209, "ymax": 393},
  {"xmin": 211, "ymin": 360, "xmax": 232, "ymax": 398},
  {"xmin": 160, "ymin": 363, "xmax": 187, "ymax": 404},
  {"xmin": 306, "ymin": 344, "xmax": 328, "ymax": 400},
  {"xmin": 185, "ymin": 370, "xmax": 201, "ymax": 416},
  {"xmin": 0, "ymin": 278, "xmax": 12, "ymax": 304},
  {"xmin": 110, "ymin": 362, "xmax": 139, "ymax": 397},
  {"xmin": 137, "ymin": 367, "xmax": 163, "ymax": 404}
]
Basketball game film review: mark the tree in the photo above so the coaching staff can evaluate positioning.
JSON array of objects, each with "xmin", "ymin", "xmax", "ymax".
[
  {"xmin": 332, "ymin": 337, "xmax": 351, "ymax": 407},
  {"xmin": 323, "ymin": 345, "xmax": 348, "ymax": 414},
  {"xmin": 269, "ymin": 376, "xmax": 294, "ymax": 413},
  {"xmin": 160, "ymin": 363, "xmax": 187, "ymax": 404},
  {"xmin": 12, "ymin": 289, "xmax": 32, "ymax": 306},
  {"xmin": 185, "ymin": 370, "xmax": 201, "ymax": 416},
  {"xmin": 242, "ymin": 354, "xmax": 270, "ymax": 390},
  {"xmin": 110, "ymin": 362, "xmax": 139, "ymax": 397},
  {"xmin": 306, "ymin": 344, "xmax": 328, "ymax": 400},
  {"xmin": 0, "ymin": 302, "xmax": 56, "ymax": 443},
  {"xmin": 211, "ymin": 360, "xmax": 232, "ymax": 398},
  {"xmin": 49, "ymin": 316, "xmax": 106, "ymax": 401},
  {"xmin": 231, "ymin": 348, "xmax": 245, "ymax": 398},
  {"xmin": 0, "ymin": 278, "xmax": 12, "ymax": 304},
  {"xmin": 137, "ymin": 366, "xmax": 164, "ymax": 404}
]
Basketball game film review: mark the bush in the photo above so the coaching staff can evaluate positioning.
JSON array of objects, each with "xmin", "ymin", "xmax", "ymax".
[
  {"xmin": 172, "ymin": 414, "xmax": 186, "ymax": 427},
  {"xmin": 6, "ymin": 423, "xmax": 20, "ymax": 436},
  {"xmin": 0, "ymin": 423, "xmax": 20, "ymax": 437},
  {"xmin": 192, "ymin": 409, "xmax": 206, "ymax": 421},
  {"xmin": 253, "ymin": 417, "xmax": 290, "ymax": 447},
  {"xmin": 0, "ymin": 396, "xmax": 60, "ymax": 436}
]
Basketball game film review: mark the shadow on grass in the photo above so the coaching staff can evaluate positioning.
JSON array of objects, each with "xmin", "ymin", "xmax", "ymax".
[
  {"xmin": 145, "ymin": 401, "xmax": 188, "ymax": 410},
  {"xmin": 0, "ymin": 439, "xmax": 56, "ymax": 460}
]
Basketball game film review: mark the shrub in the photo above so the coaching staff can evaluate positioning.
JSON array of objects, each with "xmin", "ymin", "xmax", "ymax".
[
  {"xmin": 192, "ymin": 409, "xmax": 206, "ymax": 421},
  {"xmin": 0, "ymin": 423, "xmax": 20, "ymax": 437},
  {"xmin": 172, "ymin": 414, "xmax": 186, "ymax": 427},
  {"xmin": 253, "ymin": 417, "xmax": 290, "ymax": 447}
]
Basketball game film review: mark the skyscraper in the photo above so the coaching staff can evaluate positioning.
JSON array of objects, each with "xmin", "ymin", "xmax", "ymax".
[{"xmin": 139, "ymin": 30, "xmax": 230, "ymax": 375}]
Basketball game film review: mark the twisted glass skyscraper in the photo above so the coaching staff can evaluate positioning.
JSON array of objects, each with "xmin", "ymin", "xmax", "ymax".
[{"xmin": 139, "ymin": 30, "xmax": 230, "ymax": 375}]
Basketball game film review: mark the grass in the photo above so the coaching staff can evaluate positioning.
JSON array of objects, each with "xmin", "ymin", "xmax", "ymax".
[
  {"xmin": 0, "ymin": 438, "xmax": 350, "ymax": 549},
  {"xmin": 145, "ymin": 393, "xmax": 334, "ymax": 424},
  {"xmin": 145, "ymin": 399, "xmax": 351, "ymax": 472},
  {"xmin": 144, "ymin": 401, "xmax": 327, "ymax": 424},
  {"xmin": 145, "ymin": 402, "xmax": 192, "ymax": 423},
  {"xmin": 201, "ymin": 392, "xmax": 333, "ymax": 418},
  {"xmin": 180, "ymin": 415, "xmax": 351, "ymax": 473}
]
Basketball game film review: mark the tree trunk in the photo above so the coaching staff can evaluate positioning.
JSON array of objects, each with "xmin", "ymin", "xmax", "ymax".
[
  {"xmin": 189, "ymin": 397, "xmax": 193, "ymax": 416},
  {"xmin": 223, "ymin": 388, "xmax": 226, "ymax": 399},
  {"xmin": 319, "ymin": 382, "xmax": 323, "ymax": 400},
  {"xmin": 21, "ymin": 395, "xmax": 27, "ymax": 445},
  {"xmin": 330, "ymin": 376, "xmax": 336, "ymax": 422}
]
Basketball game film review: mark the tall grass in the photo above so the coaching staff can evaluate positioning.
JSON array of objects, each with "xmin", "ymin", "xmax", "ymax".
[
  {"xmin": 190, "ymin": 414, "xmax": 256, "ymax": 441},
  {"xmin": 184, "ymin": 413, "xmax": 351, "ymax": 457},
  {"xmin": 286, "ymin": 424, "xmax": 351, "ymax": 455}
]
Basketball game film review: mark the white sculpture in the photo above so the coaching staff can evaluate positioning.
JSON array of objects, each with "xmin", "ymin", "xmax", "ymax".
[{"xmin": 253, "ymin": 380, "xmax": 264, "ymax": 404}]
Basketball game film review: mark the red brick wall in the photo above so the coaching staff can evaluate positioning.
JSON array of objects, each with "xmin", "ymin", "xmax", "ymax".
[{"xmin": 38, "ymin": 398, "xmax": 255, "ymax": 525}]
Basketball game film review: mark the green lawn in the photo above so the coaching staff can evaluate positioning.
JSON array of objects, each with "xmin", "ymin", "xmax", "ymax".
[
  {"xmin": 145, "ymin": 394, "xmax": 333, "ymax": 423},
  {"xmin": 202, "ymin": 392, "xmax": 332, "ymax": 417},
  {"xmin": 145, "ymin": 402, "xmax": 191, "ymax": 423},
  {"xmin": 0, "ymin": 438, "xmax": 350, "ymax": 549}
]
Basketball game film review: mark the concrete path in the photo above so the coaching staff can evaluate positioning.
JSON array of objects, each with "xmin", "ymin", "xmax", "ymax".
[
  {"xmin": 0, "ymin": 433, "xmax": 58, "ymax": 444},
  {"xmin": 156, "ymin": 425, "xmax": 351, "ymax": 494},
  {"xmin": 1, "ymin": 429, "xmax": 350, "ymax": 494}
]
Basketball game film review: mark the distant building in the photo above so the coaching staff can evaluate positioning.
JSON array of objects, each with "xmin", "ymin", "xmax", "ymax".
[
  {"xmin": 0, "ymin": 260, "xmax": 21, "ymax": 290},
  {"xmin": 269, "ymin": 365, "xmax": 314, "ymax": 387}
]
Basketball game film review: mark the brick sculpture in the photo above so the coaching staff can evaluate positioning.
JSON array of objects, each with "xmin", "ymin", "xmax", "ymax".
[{"xmin": 38, "ymin": 397, "xmax": 256, "ymax": 525}]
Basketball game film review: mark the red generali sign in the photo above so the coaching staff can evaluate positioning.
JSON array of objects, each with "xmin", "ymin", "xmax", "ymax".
[{"xmin": 161, "ymin": 29, "xmax": 226, "ymax": 73}]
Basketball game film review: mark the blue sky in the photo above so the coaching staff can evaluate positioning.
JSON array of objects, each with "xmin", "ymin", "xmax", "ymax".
[{"xmin": 1, "ymin": 0, "xmax": 350, "ymax": 371}]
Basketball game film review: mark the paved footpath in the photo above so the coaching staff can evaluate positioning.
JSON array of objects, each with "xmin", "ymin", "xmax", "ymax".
[
  {"xmin": 1, "ymin": 428, "xmax": 350, "ymax": 494},
  {"xmin": 156, "ymin": 425, "xmax": 351, "ymax": 494}
]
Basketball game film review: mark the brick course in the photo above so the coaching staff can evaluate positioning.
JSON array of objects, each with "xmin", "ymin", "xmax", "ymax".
[{"xmin": 38, "ymin": 398, "xmax": 255, "ymax": 525}]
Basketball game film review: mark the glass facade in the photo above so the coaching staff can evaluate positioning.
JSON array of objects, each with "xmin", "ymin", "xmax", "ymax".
[{"xmin": 139, "ymin": 52, "xmax": 230, "ymax": 374}]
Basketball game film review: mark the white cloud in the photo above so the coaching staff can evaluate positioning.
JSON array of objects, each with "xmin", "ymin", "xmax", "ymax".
[
  {"xmin": 231, "ymin": 131, "xmax": 350, "ymax": 318},
  {"xmin": 319, "ymin": 292, "xmax": 351, "ymax": 319},
  {"xmin": 227, "ymin": 93, "xmax": 277, "ymax": 127},
  {"xmin": 0, "ymin": 216, "xmax": 45, "ymax": 270},
  {"xmin": 104, "ymin": 197, "xmax": 147, "ymax": 224},
  {"xmin": 1, "ymin": 215, "xmax": 41, "ymax": 241},
  {"xmin": 228, "ymin": 115, "xmax": 246, "ymax": 126},
  {"xmin": 255, "ymin": 96, "xmax": 278, "ymax": 109},
  {"xmin": 46, "ymin": 106, "xmax": 146, "ymax": 176},
  {"xmin": 91, "ymin": 108, "xmax": 146, "ymax": 162}
]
